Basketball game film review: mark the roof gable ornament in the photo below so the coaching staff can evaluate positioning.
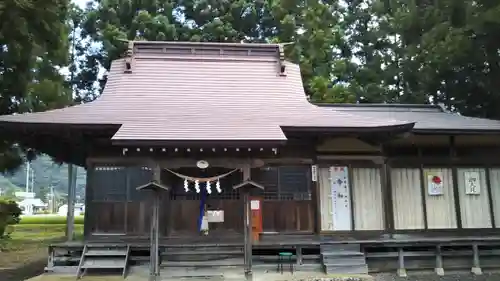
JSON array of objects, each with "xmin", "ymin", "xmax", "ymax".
[
  {"xmin": 124, "ymin": 40, "xmax": 134, "ymax": 73},
  {"xmin": 278, "ymin": 44, "xmax": 286, "ymax": 76}
]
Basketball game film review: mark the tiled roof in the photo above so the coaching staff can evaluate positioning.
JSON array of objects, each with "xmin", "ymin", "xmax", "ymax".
[
  {"xmin": 318, "ymin": 104, "xmax": 500, "ymax": 132},
  {"xmin": 0, "ymin": 41, "xmax": 414, "ymax": 142}
]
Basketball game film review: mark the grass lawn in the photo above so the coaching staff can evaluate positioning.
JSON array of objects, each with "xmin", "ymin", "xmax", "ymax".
[
  {"xmin": 0, "ymin": 224, "xmax": 83, "ymax": 269},
  {"xmin": 0, "ymin": 223, "xmax": 83, "ymax": 281}
]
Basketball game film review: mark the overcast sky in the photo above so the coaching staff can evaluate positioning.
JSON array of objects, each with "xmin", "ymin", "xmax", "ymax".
[{"xmin": 74, "ymin": 0, "xmax": 86, "ymax": 8}]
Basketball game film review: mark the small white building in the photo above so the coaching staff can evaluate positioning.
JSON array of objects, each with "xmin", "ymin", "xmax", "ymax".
[
  {"xmin": 18, "ymin": 198, "xmax": 47, "ymax": 215},
  {"xmin": 58, "ymin": 203, "xmax": 85, "ymax": 216}
]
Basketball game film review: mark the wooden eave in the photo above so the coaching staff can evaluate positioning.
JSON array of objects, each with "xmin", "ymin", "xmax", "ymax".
[
  {"xmin": 280, "ymin": 123, "xmax": 415, "ymax": 134},
  {"xmin": 412, "ymin": 129, "xmax": 500, "ymax": 135},
  {"xmin": 110, "ymin": 139, "xmax": 287, "ymax": 147}
]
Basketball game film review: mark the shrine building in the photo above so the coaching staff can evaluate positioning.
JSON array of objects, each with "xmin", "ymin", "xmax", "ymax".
[{"xmin": 2, "ymin": 41, "xmax": 500, "ymax": 279}]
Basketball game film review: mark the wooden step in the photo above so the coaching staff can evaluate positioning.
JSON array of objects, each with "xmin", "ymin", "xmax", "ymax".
[
  {"xmin": 81, "ymin": 257, "xmax": 126, "ymax": 269},
  {"xmin": 161, "ymin": 258, "xmax": 244, "ymax": 267},
  {"xmin": 162, "ymin": 249, "xmax": 243, "ymax": 256},
  {"xmin": 321, "ymin": 251, "xmax": 365, "ymax": 257},
  {"xmin": 85, "ymin": 249, "xmax": 128, "ymax": 256}
]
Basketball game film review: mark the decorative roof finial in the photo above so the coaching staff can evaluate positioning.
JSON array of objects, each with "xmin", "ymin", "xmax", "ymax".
[
  {"xmin": 124, "ymin": 40, "xmax": 134, "ymax": 73},
  {"xmin": 278, "ymin": 44, "xmax": 286, "ymax": 76}
]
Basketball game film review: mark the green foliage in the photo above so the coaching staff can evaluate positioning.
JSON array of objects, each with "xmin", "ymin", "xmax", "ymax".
[
  {"xmin": 19, "ymin": 215, "xmax": 84, "ymax": 225},
  {"xmin": 0, "ymin": 0, "xmax": 74, "ymax": 172},
  {"xmin": 0, "ymin": 198, "xmax": 22, "ymax": 237}
]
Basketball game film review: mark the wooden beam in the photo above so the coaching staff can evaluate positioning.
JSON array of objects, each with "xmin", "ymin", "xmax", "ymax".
[
  {"xmin": 380, "ymin": 147, "xmax": 394, "ymax": 234},
  {"xmin": 87, "ymin": 157, "xmax": 266, "ymax": 168},
  {"xmin": 485, "ymin": 167, "xmax": 496, "ymax": 228},
  {"xmin": 418, "ymin": 149, "xmax": 429, "ymax": 230},
  {"xmin": 65, "ymin": 164, "xmax": 77, "ymax": 241},
  {"xmin": 450, "ymin": 136, "xmax": 463, "ymax": 229},
  {"xmin": 311, "ymin": 162, "xmax": 321, "ymax": 234},
  {"xmin": 348, "ymin": 164, "xmax": 356, "ymax": 231}
]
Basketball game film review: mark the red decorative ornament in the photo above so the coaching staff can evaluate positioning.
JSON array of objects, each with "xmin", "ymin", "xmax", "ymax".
[{"xmin": 432, "ymin": 176, "xmax": 442, "ymax": 184}]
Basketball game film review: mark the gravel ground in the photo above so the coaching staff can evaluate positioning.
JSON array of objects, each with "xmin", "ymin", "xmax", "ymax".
[{"xmin": 373, "ymin": 272, "xmax": 500, "ymax": 281}]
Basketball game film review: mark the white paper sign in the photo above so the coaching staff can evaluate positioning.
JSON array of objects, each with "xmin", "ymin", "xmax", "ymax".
[
  {"xmin": 329, "ymin": 166, "xmax": 351, "ymax": 231},
  {"xmin": 251, "ymin": 200, "xmax": 260, "ymax": 210},
  {"xmin": 311, "ymin": 165, "xmax": 318, "ymax": 182},
  {"xmin": 207, "ymin": 210, "xmax": 224, "ymax": 222},
  {"xmin": 427, "ymin": 172, "xmax": 444, "ymax": 196},
  {"xmin": 464, "ymin": 171, "xmax": 481, "ymax": 195}
]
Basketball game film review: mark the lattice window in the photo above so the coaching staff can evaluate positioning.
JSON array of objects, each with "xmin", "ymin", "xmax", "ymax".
[
  {"xmin": 252, "ymin": 165, "xmax": 311, "ymax": 201},
  {"xmin": 91, "ymin": 166, "xmax": 127, "ymax": 202},
  {"xmin": 127, "ymin": 166, "xmax": 153, "ymax": 201}
]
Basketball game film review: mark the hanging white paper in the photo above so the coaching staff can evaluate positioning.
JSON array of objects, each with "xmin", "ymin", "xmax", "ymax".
[
  {"xmin": 329, "ymin": 166, "xmax": 351, "ymax": 231},
  {"xmin": 207, "ymin": 210, "xmax": 224, "ymax": 222},
  {"xmin": 251, "ymin": 200, "xmax": 260, "ymax": 210},
  {"xmin": 427, "ymin": 172, "xmax": 444, "ymax": 196},
  {"xmin": 311, "ymin": 165, "xmax": 318, "ymax": 182},
  {"xmin": 464, "ymin": 171, "xmax": 481, "ymax": 195}
]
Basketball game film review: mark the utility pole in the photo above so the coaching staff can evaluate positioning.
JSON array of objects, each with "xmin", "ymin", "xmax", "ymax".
[
  {"xmin": 31, "ymin": 167, "xmax": 34, "ymax": 193},
  {"xmin": 25, "ymin": 161, "xmax": 30, "ymax": 193}
]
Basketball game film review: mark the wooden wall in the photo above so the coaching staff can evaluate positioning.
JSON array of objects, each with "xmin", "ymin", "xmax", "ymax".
[
  {"xmin": 86, "ymin": 166, "xmax": 153, "ymax": 236},
  {"xmin": 252, "ymin": 166, "xmax": 314, "ymax": 233},
  {"xmin": 85, "ymin": 164, "xmax": 315, "ymax": 237},
  {"xmin": 316, "ymin": 136, "xmax": 500, "ymax": 234}
]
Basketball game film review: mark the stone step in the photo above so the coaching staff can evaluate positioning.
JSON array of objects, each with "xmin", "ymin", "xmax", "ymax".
[
  {"xmin": 321, "ymin": 243, "xmax": 361, "ymax": 252},
  {"xmin": 322, "ymin": 255, "xmax": 366, "ymax": 265},
  {"xmin": 161, "ymin": 267, "xmax": 244, "ymax": 281},
  {"xmin": 324, "ymin": 264, "xmax": 369, "ymax": 275}
]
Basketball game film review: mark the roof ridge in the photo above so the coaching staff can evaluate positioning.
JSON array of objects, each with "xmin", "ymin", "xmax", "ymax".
[{"xmin": 133, "ymin": 54, "xmax": 280, "ymax": 63}]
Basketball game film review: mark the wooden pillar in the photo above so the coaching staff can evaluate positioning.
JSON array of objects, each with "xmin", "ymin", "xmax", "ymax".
[
  {"xmin": 471, "ymin": 243, "xmax": 482, "ymax": 275},
  {"xmin": 379, "ymin": 155, "xmax": 394, "ymax": 236},
  {"xmin": 134, "ymin": 160, "xmax": 169, "ymax": 281},
  {"xmin": 150, "ymin": 163, "xmax": 162, "ymax": 280},
  {"xmin": 418, "ymin": 150, "xmax": 429, "ymax": 229},
  {"xmin": 311, "ymin": 162, "xmax": 321, "ymax": 234},
  {"xmin": 83, "ymin": 162, "xmax": 94, "ymax": 237},
  {"xmin": 66, "ymin": 164, "xmax": 77, "ymax": 241},
  {"xmin": 242, "ymin": 165, "xmax": 253, "ymax": 278},
  {"xmin": 485, "ymin": 167, "xmax": 496, "ymax": 228},
  {"xmin": 450, "ymin": 136, "xmax": 463, "ymax": 229},
  {"xmin": 435, "ymin": 245, "xmax": 444, "ymax": 276}
]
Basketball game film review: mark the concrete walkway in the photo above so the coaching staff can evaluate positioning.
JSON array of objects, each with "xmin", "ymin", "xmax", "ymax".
[{"xmin": 26, "ymin": 272, "xmax": 373, "ymax": 281}]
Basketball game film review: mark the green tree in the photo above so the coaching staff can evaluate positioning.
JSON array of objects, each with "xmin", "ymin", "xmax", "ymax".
[
  {"xmin": 76, "ymin": 0, "xmax": 350, "ymax": 102},
  {"xmin": 0, "ymin": 0, "xmax": 74, "ymax": 172},
  {"xmin": 361, "ymin": 0, "xmax": 500, "ymax": 115},
  {"xmin": 0, "ymin": 197, "xmax": 21, "ymax": 238}
]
